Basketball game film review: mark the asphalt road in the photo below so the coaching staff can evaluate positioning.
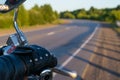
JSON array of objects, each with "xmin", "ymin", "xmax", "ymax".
[{"xmin": 0, "ymin": 20, "xmax": 100, "ymax": 80}]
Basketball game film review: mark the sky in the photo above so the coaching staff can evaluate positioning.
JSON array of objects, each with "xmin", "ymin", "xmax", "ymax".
[
  {"xmin": 24, "ymin": 0, "xmax": 120, "ymax": 12},
  {"xmin": 1, "ymin": 0, "xmax": 120, "ymax": 12}
]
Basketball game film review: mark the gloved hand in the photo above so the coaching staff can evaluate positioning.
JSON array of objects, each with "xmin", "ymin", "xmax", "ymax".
[
  {"xmin": 0, "ymin": 47, "xmax": 3, "ymax": 56},
  {"xmin": 0, "ymin": 46, "xmax": 6, "ymax": 56},
  {"xmin": 1, "ymin": 45, "xmax": 57, "ymax": 80},
  {"xmin": 14, "ymin": 45, "xmax": 57, "ymax": 75}
]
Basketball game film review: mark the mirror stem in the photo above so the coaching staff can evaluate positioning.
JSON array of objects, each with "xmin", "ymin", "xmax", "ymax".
[
  {"xmin": 13, "ymin": 8, "xmax": 20, "ymax": 34},
  {"xmin": 13, "ymin": 7, "xmax": 28, "ymax": 46}
]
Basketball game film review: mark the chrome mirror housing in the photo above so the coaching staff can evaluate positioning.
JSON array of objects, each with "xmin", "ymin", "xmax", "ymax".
[{"xmin": 0, "ymin": 0, "xmax": 26, "ymax": 13}]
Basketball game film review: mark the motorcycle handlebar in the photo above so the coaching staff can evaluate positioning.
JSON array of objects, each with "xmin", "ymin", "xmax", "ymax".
[{"xmin": 27, "ymin": 68, "xmax": 82, "ymax": 80}]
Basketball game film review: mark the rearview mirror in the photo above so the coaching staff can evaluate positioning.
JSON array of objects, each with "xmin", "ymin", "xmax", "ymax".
[{"xmin": 0, "ymin": 0, "xmax": 26, "ymax": 13}]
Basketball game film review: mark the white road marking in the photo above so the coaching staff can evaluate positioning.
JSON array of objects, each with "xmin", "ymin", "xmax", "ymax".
[
  {"xmin": 54, "ymin": 24, "xmax": 99, "ymax": 77},
  {"xmin": 66, "ymin": 27, "xmax": 70, "ymax": 30},
  {"xmin": 60, "ymin": 25, "xmax": 99, "ymax": 68},
  {"xmin": 47, "ymin": 32, "xmax": 55, "ymax": 35}
]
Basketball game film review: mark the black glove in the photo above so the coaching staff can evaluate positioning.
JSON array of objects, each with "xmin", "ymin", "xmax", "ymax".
[
  {"xmin": 0, "ymin": 48, "xmax": 3, "ymax": 56},
  {"xmin": 0, "ymin": 45, "xmax": 57, "ymax": 80},
  {"xmin": 0, "ymin": 46, "xmax": 6, "ymax": 56},
  {"xmin": 13, "ymin": 45, "xmax": 57, "ymax": 75}
]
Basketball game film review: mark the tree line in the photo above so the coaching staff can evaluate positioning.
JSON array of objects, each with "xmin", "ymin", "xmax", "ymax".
[
  {"xmin": 60, "ymin": 5, "xmax": 120, "ymax": 23},
  {"xmin": 0, "ymin": 4, "xmax": 59, "ymax": 29}
]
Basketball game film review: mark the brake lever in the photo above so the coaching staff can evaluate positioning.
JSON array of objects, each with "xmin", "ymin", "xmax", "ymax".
[{"xmin": 52, "ymin": 68, "xmax": 82, "ymax": 80}]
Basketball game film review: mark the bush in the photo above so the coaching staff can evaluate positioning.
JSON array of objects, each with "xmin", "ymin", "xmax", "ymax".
[
  {"xmin": 0, "ymin": 15, "xmax": 12, "ymax": 29},
  {"xmin": 0, "ymin": 4, "xmax": 59, "ymax": 29}
]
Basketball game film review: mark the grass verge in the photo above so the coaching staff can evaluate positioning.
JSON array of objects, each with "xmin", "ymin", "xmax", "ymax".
[
  {"xmin": 0, "ymin": 19, "xmax": 70, "ymax": 36},
  {"xmin": 112, "ymin": 24, "xmax": 120, "ymax": 34},
  {"xmin": 114, "ymin": 27, "xmax": 120, "ymax": 33}
]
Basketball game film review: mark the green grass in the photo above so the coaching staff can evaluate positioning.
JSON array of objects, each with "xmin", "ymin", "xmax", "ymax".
[
  {"xmin": 114, "ymin": 27, "xmax": 120, "ymax": 33},
  {"xmin": 112, "ymin": 24, "xmax": 120, "ymax": 34},
  {"xmin": 0, "ymin": 19, "xmax": 69, "ymax": 36}
]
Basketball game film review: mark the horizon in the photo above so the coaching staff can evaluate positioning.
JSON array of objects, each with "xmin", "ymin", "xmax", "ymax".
[
  {"xmin": 24, "ymin": 3, "xmax": 120, "ymax": 12},
  {"xmin": 24, "ymin": 0, "xmax": 120, "ymax": 12}
]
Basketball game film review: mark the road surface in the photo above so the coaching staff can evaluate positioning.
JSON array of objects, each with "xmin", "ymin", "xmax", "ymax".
[{"xmin": 0, "ymin": 20, "xmax": 119, "ymax": 80}]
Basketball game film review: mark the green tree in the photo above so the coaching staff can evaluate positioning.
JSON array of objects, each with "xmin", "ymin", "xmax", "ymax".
[
  {"xmin": 40, "ymin": 4, "xmax": 56, "ymax": 23},
  {"xmin": 116, "ymin": 5, "xmax": 120, "ymax": 10},
  {"xmin": 0, "ymin": 15, "xmax": 12, "ymax": 28},
  {"xmin": 31, "ymin": 4, "xmax": 40, "ymax": 11},
  {"xmin": 18, "ymin": 5, "xmax": 29, "ymax": 26},
  {"xmin": 52, "ymin": 11, "xmax": 59, "ymax": 20},
  {"xmin": 0, "ymin": 4, "xmax": 59, "ymax": 29},
  {"xmin": 88, "ymin": 7, "xmax": 100, "ymax": 20},
  {"xmin": 77, "ymin": 9, "xmax": 88, "ymax": 19},
  {"xmin": 29, "ymin": 4, "xmax": 59, "ymax": 25},
  {"xmin": 63, "ymin": 11, "xmax": 75, "ymax": 19},
  {"xmin": 111, "ymin": 10, "xmax": 120, "ymax": 21}
]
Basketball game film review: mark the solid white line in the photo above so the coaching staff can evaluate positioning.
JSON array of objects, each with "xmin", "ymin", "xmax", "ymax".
[
  {"xmin": 59, "ymin": 25, "xmax": 99, "ymax": 69},
  {"xmin": 47, "ymin": 32, "xmax": 55, "ymax": 35},
  {"xmin": 53, "ymin": 24, "xmax": 99, "ymax": 77}
]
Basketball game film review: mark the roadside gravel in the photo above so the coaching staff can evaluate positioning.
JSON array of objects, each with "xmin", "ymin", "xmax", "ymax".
[{"xmin": 83, "ymin": 23, "xmax": 120, "ymax": 80}]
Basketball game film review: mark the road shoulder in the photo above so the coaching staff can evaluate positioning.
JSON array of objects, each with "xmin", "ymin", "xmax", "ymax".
[
  {"xmin": 0, "ymin": 19, "xmax": 70, "ymax": 37},
  {"xmin": 82, "ymin": 23, "xmax": 120, "ymax": 80}
]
